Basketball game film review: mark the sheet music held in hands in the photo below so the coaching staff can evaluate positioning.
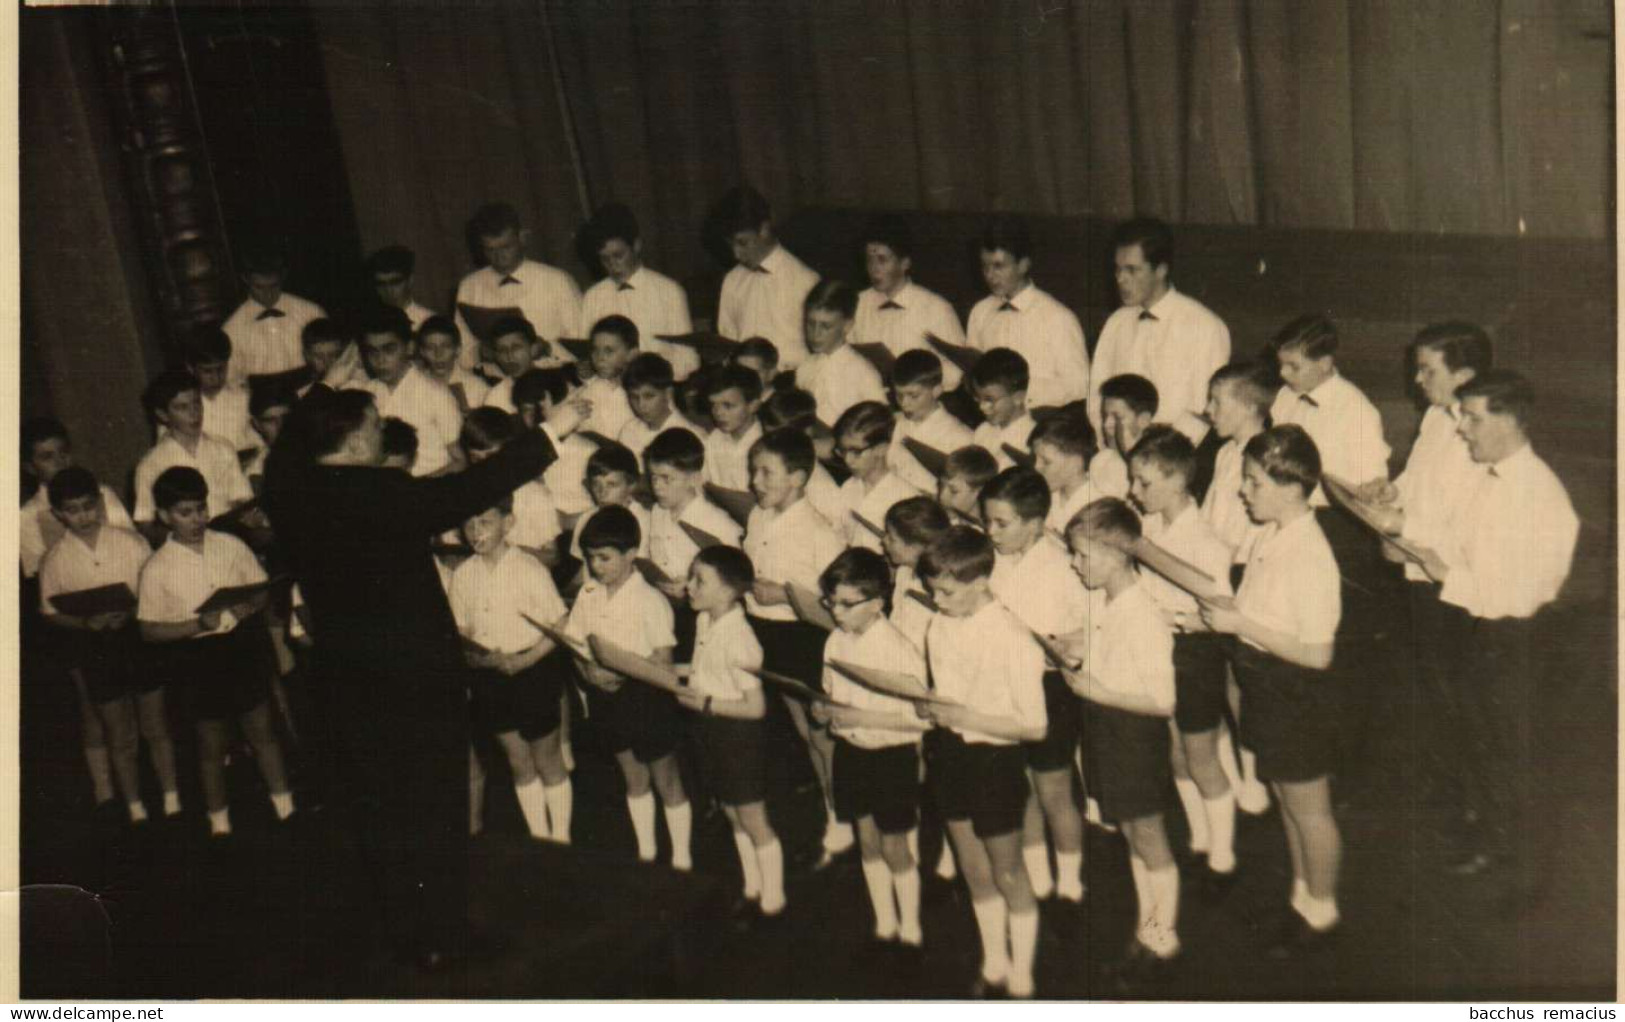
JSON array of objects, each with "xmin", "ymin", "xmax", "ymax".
[
  {"xmin": 587, "ymin": 634, "xmax": 683, "ymax": 693},
  {"xmin": 635, "ymin": 557, "xmax": 677, "ymax": 589},
  {"xmin": 1129, "ymin": 536, "xmax": 1227, "ymax": 602},
  {"xmin": 827, "ymin": 658, "xmax": 957, "ymax": 705},
  {"xmin": 900, "ymin": 437, "xmax": 949, "ymax": 479},
  {"xmin": 1321, "ymin": 475, "xmax": 1429, "ymax": 565},
  {"xmin": 50, "ymin": 582, "xmax": 137, "ymax": 618},
  {"xmin": 746, "ymin": 666, "xmax": 834, "ymax": 703},
  {"xmin": 703, "ymin": 483, "xmax": 757, "ymax": 527},
  {"xmin": 849, "ymin": 510, "xmax": 885, "ymax": 539},
  {"xmin": 924, "ymin": 333, "xmax": 981, "ymax": 374},
  {"xmin": 194, "ymin": 576, "xmax": 285, "ymax": 616},
  {"xmin": 1030, "ymin": 630, "xmax": 1084, "ymax": 672},
  {"xmin": 456, "ymin": 303, "xmax": 526, "ymax": 345},
  {"xmin": 523, "ymin": 613, "xmax": 592, "ymax": 659}
]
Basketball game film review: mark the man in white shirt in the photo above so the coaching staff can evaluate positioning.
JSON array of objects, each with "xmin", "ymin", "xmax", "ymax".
[
  {"xmin": 367, "ymin": 244, "xmax": 437, "ymax": 330},
  {"xmin": 455, "ymin": 201, "xmax": 583, "ymax": 370},
  {"xmin": 965, "ymin": 215, "xmax": 1090, "ymax": 411},
  {"xmin": 714, "ymin": 185, "xmax": 820, "ymax": 370},
  {"xmin": 350, "ymin": 307, "xmax": 465, "ymax": 477},
  {"xmin": 853, "ymin": 215, "xmax": 966, "ymax": 391},
  {"xmin": 580, "ymin": 203, "xmax": 699, "ymax": 381},
  {"xmin": 1089, "ymin": 218, "xmax": 1230, "ymax": 444},
  {"xmin": 222, "ymin": 247, "xmax": 327, "ymax": 389}
]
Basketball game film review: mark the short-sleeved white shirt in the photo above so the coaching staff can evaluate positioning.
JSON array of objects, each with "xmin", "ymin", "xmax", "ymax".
[
  {"xmin": 566, "ymin": 570, "xmax": 677, "ymax": 658},
  {"xmin": 351, "ymin": 365, "xmax": 463, "ymax": 476},
  {"xmin": 687, "ymin": 606, "xmax": 763, "ymax": 702},
  {"xmin": 201, "ymin": 385, "xmax": 262, "ymax": 454},
  {"xmin": 577, "ymin": 376, "xmax": 637, "ymax": 442},
  {"xmin": 834, "ymin": 472, "xmax": 917, "ymax": 553},
  {"xmin": 648, "ymin": 496, "xmax": 742, "ymax": 582},
  {"xmin": 1045, "ymin": 474, "xmax": 1134, "ymax": 539},
  {"xmin": 925, "ymin": 599, "xmax": 1046, "ymax": 746},
  {"xmin": 890, "ymin": 406, "xmax": 973, "ymax": 495},
  {"xmin": 1083, "ymin": 580, "xmax": 1175, "ymax": 715},
  {"xmin": 889, "ymin": 565, "xmax": 934, "ymax": 653},
  {"xmin": 743, "ymin": 497, "xmax": 844, "ymax": 622},
  {"xmin": 1200, "ymin": 438, "xmax": 1260, "ymax": 562},
  {"xmin": 965, "ymin": 283, "xmax": 1090, "ymax": 410},
  {"xmin": 222, "ymin": 292, "xmax": 327, "ymax": 388},
  {"xmin": 22, "ymin": 486, "xmax": 133, "ymax": 579},
  {"xmin": 569, "ymin": 501, "xmax": 652, "ymax": 561},
  {"xmin": 1269, "ymin": 372, "xmax": 1391, "ymax": 503},
  {"xmin": 39, "ymin": 526, "xmax": 151, "ymax": 617},
  {"xmin": 973, "ymin": 413, "xmax": 1037, "ymax": 471},
  {"xmin": 824, "ymin": 617, "xmax": 927, "ymax": 749},
  {"xmin": 504, "ymin": 480, "xmax": 563, "ymax": 554},
  {"xmin": 449, "ymin": 544, "xmax": 567, "ymax": 654},
  {"xmin": 543, "ymin": 435, "xmax": 599, "ymax": 517},
  {"xmin": 137, "ymin": 531, "xmax": 267, "ymax": 637},
  {"xmin": 619, "ymin": 408, "xmax": 703, "ymax": 467},
  {"xmin": 795, "ymin": 344, "xmax": 887, "ymax": 428},
  {"xmin": 703, "ymin": 421, "xmax": 764, "ymax": 492},
  {"xmin": 580, "ymin": 266, "xmax": 699, "ymax": 381},
  {"xmin": 132, "ymin": 434, "xmax": 254, "ymax": 522},
  {"xmin": 1234, "ymin": 510, "xmax": 1341, "ymax": 650},
  {"xmin": 1140, "ymin": 501, "xmax": 1233, "ymax": 618},
  {"xmin": 989, "ymin": 537, "xmax": 1091, "ymax": 639},
  {"xmin": 854, "ymin": 280, "xmax": 966, "ymax": 390}
]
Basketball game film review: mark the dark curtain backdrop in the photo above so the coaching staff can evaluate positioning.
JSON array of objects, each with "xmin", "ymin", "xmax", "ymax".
[{"xmin": 311, "ymin": 0, "xmax": 1612, "ymax": 312}]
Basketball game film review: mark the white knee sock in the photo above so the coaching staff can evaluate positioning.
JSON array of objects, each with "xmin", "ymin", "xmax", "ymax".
[
  {"xmin": 270, "ymin": 790, "xmax": 295, "ymax": 821},
  {"xmin": 970, "ymin": 897, "xmax": 1010, "ymax": 984},
  {"xmin": 906, "ymin": 827, "xmax": 919, "ymax": 864},
  {"xmin": 1205, "ymin": 791, "xmax": 1238, "ymax": 873},
  {"xmin": 733, "ymin": 830, "xmax": 762, "ymax": 900},
  {"xmin": 1055, "ymin": 850, "xmax": 1085, "ymax": 901},
  {"xmin": 127, "ymin": 801, "xmax": 148, "ymax": 824},
  {"xmin": 756, "ymin": 839, "xmax": 786, "ymax": 914},
  {"xmin": 861, "ymin": 858, "xmax": 899, "ymax": 940},
  {"xmin": 516, "ymin": 778, "xmax": 551, "ymax": 839},
  {"xmin": 1007, "ymin": 907, "xmax": 1039, "ymax": 998},
  {"xmin": 935, "ymin": 839, "xmax": 958, "ymax": 880},
  {"xmin": 1291, "ymin": 877, "xmax": 1311, "ymax": 915},
  {"xmin": 1241, "ymin": 745, "xmax": 1262, "ymax": 787},
  {"xmin": 1149, "ymin": 863, "xmax": 1181, "ymax": 937},
  {"xmin": 1022, "ymin": 842, "xmax": 1055, "ymax": 899},
  {"xmin": 665, "ymin": 802, "xmax": 693, "ymax": 871},
  {"xmin": 543, "ymin": 780, "xmax": 573, "ymax": 844},
  {"xmin": 1128, "ymin": 854, "xmax": 1154, "ymax": 931},
  {"xmin": 208, "ymin": 807, "xmax": 232, "ymax": 836},
  {"xmin": 627, "ymin": 792, "xmax": 658, "ymax": 861},
  {"xmin": 162, "ymin": 790, "xmax": 182, "ymax": 817},
  {"xmin": 84, "ymin": 747, "xmax": 114, "ymax": 804},
  {"xmin": 1175, "ymin": 778, "xmax": 1210, "ymax": 853},
  {"xmin": 1216, "ymin": 726, "xmax": 1243, "ymax": 789},
  {"xmin": 893, "ymin": 867, "xmax": 922, "ymax": 945},
  {"xmin": 1299, "ymin": 892, "xmax": 1340, "ymax": 931},
  {"xmin": 823, "ymin": 814, "xmax": 854, "ymax": 852}
]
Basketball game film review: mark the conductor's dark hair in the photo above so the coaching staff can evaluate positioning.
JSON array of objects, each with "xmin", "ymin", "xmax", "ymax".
[
  {"xmin": 623, "ymin": 352, "xmax": 675, "ymax": 392},
  {"xmin": 459, "ymin": 407, "xmax": 520, "ymax": 454},
  {"xmin": 1067, "ymin": 496, "xmax": 1142, "ymax": 547},
  {"xmin": 381, "ymin": 417, "xmax": 418, "ymax": 461},
  {"xmin": 183, "ymin": 326, "xmax": 232, "ymax": 366},
  {"xmin": 249, "ymin": 378, "xmax": 298, "ymax": 418},
  {"xmin": 694, "ymin": 544, "xmax": 754, "ymax": 595},
  {"xmin": 969, "ymin": 347, "xmax": 1029, "ymax": 394},
  {"xmin": 705, "ymin": 363, "xmax": 764, "ymax": 404},
  {"xmin": 1100, "ymin": 374, "xmax": 1159, "ymax": 417},
  {"xmin": 716, "ymin": 185, "xmax": 772, "ymax": 236},
  {"xmin": 589, "ymin": 314, "xmax": 640, "ymax": 350},
  {"xmin": 357, "ymin": 304, "xmax": 414, "ymax": 343},
  {"xmin": 819, "ymin": 547, "xmax": 891, "ymax": 602},
  {"xmin": 302, "ymin": 317, "xmax": 351, "ymax": 350},
  {"xmin": 299, "ymin": 388, "xmax": 377, "ymax": 459},
  {"xmin": 587, "ymin": 202, "xmax": 640, "ymax": 249},
  {"xmin": 884, "ymin": 495, "xmax": 952, "ymax": 548},
  {"xmin": 1243, "ymin": 424, "xmax": 1322, "ymax": 496},
  {"xmin": 1030, "ymin": 412, "xmax": 1098, "ymax": 463},
  {"xmin": 1110, "ymin": 216, "xmax": 1175, "ymax": 271},
  {"xmin": 1128, "ymin": 425, "xmax": 1196, "ymax": 485},
  {"xmin": 977, "ymin": 214, "xmax": 1032, "ymax": 262},
  {"xmin": 1413, "ymin": 321, "xmax": 1494, "ymax": 378},
  {"xmin": 152, "ymin": 465, "xmax": 208, "ymax": 511},
  {"xmin": 365, "ymin": 244, "xmax": 415, "ymax": 278},
  {"xmin": 585, "ymin": 441, "xmax": 640, "ymax": 482},
  {"xmin": 143, "ymin": 370, "xmax": 201, "ymax": 418},
  {"xmin": 22, "ymin": 417, "xmax": 69, "ymax": 462},
  {"xmin": 645, "ymin": 427, "xmax": 706, "ymax": 474},
  {"xmin": 513, "ymin": 366, "xmax": 573, "ymax": 408},
  {"xmin": 892, "ymin": 349, "xmax": 944, "ymax": 389},
  {"xmin": 750, "ymin": 427, "xmax": 816, "ymax": 480},
  {"xmin": 471, "ymin": 202, "xmax": 522, "ymax": 239},
  {"xmin": 804, "ymin": 279, "xmax": 859, "ymax": 321},
  {"xmin": 861, "ymin": 214, "xmax": 914, "ymax": 261},
  {"xmin": 918, "ymin": 525, "xmax": 996, "ymax": 584},
  {"xmin": 1271, "ymin": 314, "xmax": 1339, "ymax": 361},
  {"xmin": 1456, "ymin": 369, "xmax": 1535, "ymax": 429},
  {"xmin": 579, "ymin": 503, "xmax": 642, "ymax": 553},
  {"xmin": 47, "ymin": 466, "xmax": 100, "ymax": 509},
  {"xmin": 979, "ymin": 466, "xmax": 1051, "ymax": 522}
]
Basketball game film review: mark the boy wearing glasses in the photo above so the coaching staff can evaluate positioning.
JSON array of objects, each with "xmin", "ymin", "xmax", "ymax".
[{"xmin": 832, "ymin": 402, "xmax": 919, "ymax": 554}]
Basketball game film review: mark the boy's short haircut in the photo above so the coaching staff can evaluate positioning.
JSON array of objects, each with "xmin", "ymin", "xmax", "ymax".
[
  {"xmin": 1271, "ymin": 314, "xmax": 1339, "ymax": 361},
  {"xmin": 47, "ymin": 465, "xmax": 100, "ymax": 508},
  {"xmin": 365, "ymin": 244, "xmax": 415, "ymax": 278},
  {"xmin": 884, "ymin": 496, "xmax": 952, "ymax": 548},
  {"xmin": 417, "ymin": 314, "xmax": 459, "ymax": 344},
  {"xmin": 490, "ymin": 315, "xmax": 539, "ymax": 348},
  {"xmin": 586, "ymin": 441, "xmax": 641, "ymax": 482},
  {"xmin": 513, "ymin": 366, "xmax": 572, "ymax": 408},
  {"xmin": 645, "ymin": 427, "xmax": 706, "ymax": 474},
  {"xmin": 1100, "ymin": 373, "xmax": 1159, "ymax": 417},
  {"xmin": 918, "ymin": 525, "xmax": 996, "ymax": 584},
  {"xmin": 358, "ymin": 304, "xmax": 414, "ymax": 343},
  {"xmin": 1209, "ymin": 362, "xmax": 1277, "ymax": 421},
  {"xmin": 578, "ymin": 503, "xmax": 642, "ymax": 553},
  {"xmin": 1128, "ymin": 424, "xmax": 1196, "ymax": 482},
  {"xmin": 759, "ymin": 387, "xmax": 817, "ymax": 432},
  {"xmin": 588, "ymin": 202, "xmax": 640, "ymax": 249},
  {"xmin": 289, "ymin": 388, "xmax": 374, "ymax": 458},
  {"xmin": 891, "ymin": 349, "xmax": 944, "ymax": 389},
  {"xmin": 705, "ymin": 363, "xmax": 764, "ymax": 404},
  {"xmin": 833, "ymin": 401, "xmax": 895, "ymax": 448},
  {"xmin": 249, "ymin": 378, "xmax": 298, "ymax": 418},
  {"xmin": 623, "ymin": 352, "xmax": 675, "ymax": 392},
  {"xmin": 1456, "ymin": 369, "xmax": 1535, "ymax": 429},
  {"xmin": 184, "ymin": 326, "xmax": 233, "ymax": 366},
  {"xmin": 860, "ymin": 214, "xmax": 913, "ymax": 261},
  {"xmin": 152, "ymin": 465, "xmax": 208, "ymax": 511},
  {"xmin": 1413, "ymin": 321, "xmax": 1494, "ymax": 378},
  {"xmin": 1243, "ymin": 424, "xmax": 1322, "ymax": 496},
  {"xmin": 979, "ymin": 466, "xmax": 1052, "ymax": 522},
  {"xmin": 969, "ymin": 347, "xmax": 1030, "ymax": 394},
  {"xmin": 803, "ymin": 279, "xmax": 859, "ymax": 320},
  {"xmin": 716, "ymin": 185, "xmax": 772, "ymax": 236},
  {"xmin": 733, "ymin": 337, "xmax": 780, "ymax": 372},
  {"xmin": 943, "ymin": 445, "xmax": 1000, "ymax": 491},
  {"xmin": 474, "ymin": 493, "xmax": 515, "ymax": 517},
  {"xmin": 302, "ymin": 317, "xmax": 351, "ymax": 350},
  {"xmin": 819, "ymin": 547, "xmax": 891, "ymax": 602},
  {"xmin": 1110, "ymin": 216, "xmax": 1174, "ymax": 271},
  {"xmin": 752, "ymin": 427, "xmax": 816, "ymax": 480},
  {"xmin": 978, "ymin": 214, "xmax": 1032, "ymax": 262},
  {"xmin": 471, "ymin": 202, "xmax": 523, "ymax": 240},
  {"xmin": 459, "ymin": 407, "xmax": 520, "ymax": 453},
  {"xmin": 695, "ymin": 544, "xmax": 755, "ymax": 596},
  {"xmin": 143, "ymin": 370, "xmax": 201, "ymax": 418},
  {"xmin": 381, "ymin": 417, "xmax": 419, "ymax": 461},
  {"xmin": 22, "ymin": 417, "xmax": 69, "ymax": 461},
  {"xmin": 589, "ymin": 314, "xmax": 640, "ymax": 350},
  {"xmin": 1030, "ymin": 412, "xmax": 1098, "ymax": 463},
  {"xmin": 1067, "ymin": 496, "xmax": 1143, "ymax": 547},
  {"xmin": 238, "ymin": 245, "xmax": 287, "ymax": 276}
]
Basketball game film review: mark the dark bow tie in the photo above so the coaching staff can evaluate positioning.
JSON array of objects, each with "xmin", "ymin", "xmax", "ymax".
[
  {"xmin": 1487, "ymin": 465, "xmax": 1501, "ymax": 479},
  {"xmin": 617, "ymin": 281, "xmax": 634, "ymax": 292},
  {"xmin": 1138, "ymin": 309, "xmax": 1158, "ymax": 322},
  {"xmin": 749, "ymin": 264, "xmax": 770, "ymax": 275},
  {"xmin": 879, "ymin": 300, "xmax": 903, "ymax": 311},
  {"xmin": 255, "ymin": 307, "xmax": 285, "ymax": 321},
  {"xmin": 1298, "ymin": 393, "xmax": 1319, "ymax": 409},
  {"xmin": 998, "ymin": 301, "xmax": 1017, "ymax": 312},
  {"xmin": 499, "ymin": 275, "xmax": 520, "ymax": 287}
]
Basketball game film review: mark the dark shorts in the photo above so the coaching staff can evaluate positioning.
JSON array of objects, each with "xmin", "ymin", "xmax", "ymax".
[
  {"xmin": 1229, "ymin": 563, "xmax": 1246, "ymax": 592},
  {"xmin": 1232, "ymin": 643, "xmax": 1337, "ymax": 783},
  {"xmin": 832, "ymin": 738, "xmax": 919, "ymax": 834},
  {"xmin": 585, "ymin": 680, "xmax": 680, "ymax": 763},
  {"xmin": 469, "ymin": 651, "xmax": 566, "ymax": 741},
  {"xmin": 1173, "ymin": 632, "xmax": 1229, "ymax": 733},
  {"xmin": 1083, "ymin": 703, "xmax": 1171, "ymax": 822},
  {"xmin": 749, "ymin": 617, "xmax": 829, "ymax": 692},
  {"xmin": 74, "ymin": 626, "xmax": 162, "ymax": 704},
  {"xmin": 165, "ymin": 621, "xmax": 273, "ymax": 722},
  {"xmin": 1025, "ymin": 670, "xmax": 1082, "ymax": 772},
  {"xmin": 688, "ymin": 713, "xmax": 768, "ymax": 806},
  {"xmin": 671, "ymin": 603, "xmax": 699, "ymax": 665},
  {"xmin": 928, "ymin": 731, "xmax": 1027, "ymax": 839}
]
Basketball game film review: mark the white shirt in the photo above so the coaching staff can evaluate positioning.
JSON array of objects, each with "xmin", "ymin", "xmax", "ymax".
[
  {"xmin": 350, "ymin": 365, "xmax": 463, "ymax": 476},
  {"xmin": 835, "ymin": 472, "xmax": 917, "ymax": 552},
  {"xmin": 1234, "ymin": 510, "xmax": 1341, "ymax": 651},
  {"xmin": 509, "ymin": 480, "xmax": 563, "ymax": 553},
  {"xmin": 39, "ymin": 526, "xmax": 151, "ymax": 617},
  {"xmin": 805, "ymin": 462, "xmax": 845, "ymax": 526},
  {"xmin": 1140, "ymin": 502, "xmax": 1233, "ymax": 618},
  {"xmin": 743, "ymin": 497, "xmax": 844, "ymax": 622},
  {"xmin": 704, "ymin": 421, "xmax": 764, "ymax": 492},
  {"xmin": 430, "ymin": 365, "xmax": 491, "ymax": 414},
  {"xmin": 482, "ymin": 377, "xmax": 519, "ymax": 414},
  {"xmin": 824, "ymin": 617, "xmax": 927, "ymax": 749},
  {"xmin": 575, "ymin": 376, "xmax": 637, "ymax": 442},
  {"xmin": 132, "ymin": 433, "xmax": 254, "ymax": 522},
  {"xmin": 543, "ymin": 435, "xmax": 599, "ymax": 517},
  {"xmin": 566, "ymin": 570, "xmax": 676, "ymax": 658},
  {"xmin": 1270, "ymin": 372, "xmax": 1390, "ymax": 504},
  {"xmin": 201, "ymin": 386, "xmax": 261, "ymax": 454},
  {"xmin": 648, "ymin": 496, "xmax": 742, "ymax": 582},
  {"xmin": 717, "ymin": 244, "xmax": 820, "ymax": 370},
  {"xmin": 854, "ymin": 281, "xmax": 966, "ymax": 390},
  {"xmin": 1437, "ymin": 444, "xmax": 1578, "ymax": 620},
  {"xmin": 1089, "ymin": 287, "xmax": 1230, "ymax": 442},
  {"xmin": 569, "ymin": 501, "xmax": 651, "ymax": 561},
  {"xmin": 1394, "ymin": 404, "xmax": 1481, "ymax": 583},
  {"xmin": 1083, "ymin": 581, "xmax": 1175, "ymax": 715},
  {"xmin": 22, "ymin": 486, "xmax": 133, "ymax": 579},
  {"xmin": 890, "ymin": 406, "xmax": 973, "ymax": 494},
  {"xmin": 137, "ymin": 531, "xmax": 266, "ymax": 638},
  {"xmin": 973, "ymin": 412, "xmax": 1037, "ymax": 471},
  {"xmin": 1201, "ymin": 438, "xmax": 1260, "ymax": 562},
  {"xmin": 989, "ymin": 537, "xmax": 1091, "ymax": 640},
  {"xmin": 455, "ymin": 259, "xmax": 583, "ymax": 368},
  {"xmin": 687, "ymin": 606, "xmax": 764, "ymax": 702},
  {"xmin": 619, "ymin": 408, "xmax": 703, "ymax": 467},
  {"xmin": 925, "ymin": 599, "xmax": 1046, "ymax": 746},
  {"xmin": 1045, "ymin": 475, "xmax": 1131, "ymax": 539},
  {"xmin": 795, "ymin": 344, "xmax": 887, "ymax": 428},
  {"xmin": 580, "ymin": 267, "xmax": 699, "ymax": 381},
  {"xmin": 889, "ymin": 566, "xmax": 934, "ymax": 653},
  {"xmin": 222, "ymin": 292, "xmax": 327, "ymax": 388},
  {"xmin": 965, "ymin": 283, "xmax": 1090, "ymax": 409},
  {"xmin": 1089, "ymin": 449, "xmax": 1131, "ymax": 500},
  {"xmin": 449, "ymin": 545, "xmax": 567, "ymax": 654},
  {"xmin": 401, "ymin": 300, "xmax": 436, "ymax": 331}
]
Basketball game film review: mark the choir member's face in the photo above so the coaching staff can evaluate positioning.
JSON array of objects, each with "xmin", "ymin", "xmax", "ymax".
[
  {"xmin": 865, "ymin": 243, "xmax": 910, "ymax": 294},
  {"xmin": 922, "ymin": 572, "xmax": 985, "ymax": 619},
  {"xmin": 729, "ymin": 225, "xmax": 774, "ymax": 269},
  {"xmin": 1456, "ymin": 395, "xmax": 1524, "ymax": 465},
  {"xmin": 158, "ymin": 498, "xmax": 210, "ymax": 543},
  {"xmin": 159, "ymin": 389, "xmax": 205, "ymax": 439},
  {"xmin": 882, "ymin": 526, "xmax": 922, "ymax": 569},
  {"xmin": 1129, "ymin": 457, "xmax": 1187, "ymax": 518},
  {"xmin": 974, "ymin": 382, "xmax": 1023, "ymax": 428},
  {"xmin": 686, "ymin": 561, "xmax": 735, "ymax": 617},
  {"xmin": 979, "ymin": 248, "xmax": 1030, "ymax": 299},
  {"xmin": 305, "ymin": 340, "xmax": 346, "ymax": 378},
  {"xmin": 1113, "ymin": 243, "xmax": 1167, "ymax": 309},
  {"xmin": 627, "ymin": 384, "xmax": 672, "ymax": 427},
  {"xmin": 981, "ymin": 498, "xmax": 1042, "ymax": 557},
  {"xmin": 418, "ymin": 330, "xmax": 461, "ymax": 376},
  {"xmin": 937, "ymin": 473, "xmax": 981, "ymax": 521},
  {"xmin": 1100, "ymin": 397, "xmax": 1149, "ymax": 454},
  {"xmin": 749, "ymin": 450, "xmax": 802, "ymax": 511},
  {"xmin": 597, "ymin": 237, "xmax": 641, "ymax": 283},
  {"xmin": 588, "ymin": 470, "xmax": 635, "ymax": 509},
  {"xmin": 480, "ymin": 228, "xmax": 525, "ymax": 276},
  {"xmin": 649, "ymin": 463, "xmax": 698, "ymax": 510},
  {"xmin": 804, "ymin": 308, "xmax": 851, "ymax": 356},
  {"xmin": 190, "ymin": 359, "xmax": 229, "ymax": 397},
  {"xmin": 27, "ymin": 437, "xmax": 72, "ymax": 484},
  {"xmin": 894, "ymin": 380, "xmax": 941, "ymax": 422},
  {"xmin": 590, "ymin": 332, "xmax": 635, "ymax": 381},
  {"xmin": 252, "ymin": 404, "xmax": 291, "ymax": 447},
  {"xmin": 1414, "ymin": 345, "xmax": 1476, "ymax": 409},
  {"xmin": 734, "ymin": 354, "xmax": 776, "ymax": 390},
  {"xmin": 836, "ymin": 430, "xmax": 887, "ymax": 481},
  {"xmin": 1239, "ymin": 457, "xmax": 1293, "ymax": 525},
  {"xmin": 1275, "ymin": 346, "xmax": 1333, "ymax": 395},
  {"xmin": 244, "ymin": 272, "xmax": 283, "ymax": 309},
  {"xmin": 372, "ymin": 271, "xmax": 412, "ymax": 309},
  {"xmin": 52, "ymin": 493, "xmax": 105, "ymax": 538},
  {"xmin": 1068, "ymin": 533, "xmax": 1125, "ymax": 591},
  {"xmin": 462, "ymin": 507, "xmax": 513, "ymax": 556},
  {"xmin": 708, "ymin": 387, "xmax": 757, "ymax": 436},
  {"xmin": 492, "ymin": 332, "xmax": 537, "ymax": 379},
  {"xmin": 362, "ymin": 331, "xmax": 414, "ymax": 385},
  {"xmin": 1206, "ymin": 380, "xmax": 1254, "ymax": 441},
  {"xmin": 584, "ymin": 545, "xmax": 636, "ymax": 587},
  {"xmin": 1031, "ymin": 440, "xmax": 1085, "ymax": 493},
  {"xmin": 826, "ymin": 583, "xmax": 883, "ymax": 634},
  {"xmin": 349, "ymin": 405, "xmax": 387, "ymax": 466}
]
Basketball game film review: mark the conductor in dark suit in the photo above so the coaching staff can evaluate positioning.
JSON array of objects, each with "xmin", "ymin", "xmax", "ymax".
[{"xmin": 263, "ymin": 381, "xmax": 587, "ymax": 969}]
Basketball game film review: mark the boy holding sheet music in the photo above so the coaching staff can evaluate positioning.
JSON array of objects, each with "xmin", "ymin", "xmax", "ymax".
[
  {"xmin": 647, "ymin": 428, "xmax": 744, "ymax": 598},
  {"xmin": 881, "ymin": 496, "xmax": 952, "ymax": 654},
  {"xmin": 21, "ymin": 417, "xmax": 135, "ymax": 580},
  {"xmin": 969, "ymin": 348, "xmax": 1039, "ymax": 471},
  {"xmin": 1031, "ymin": 413, "xmax": 1127, "ymax": 541},
  {"xmin": 450, "ymin": 496, "xmax": 572, "ymax": 843},
  {"xmin": 132, "ymin": 370, "xmax": 258, "ymax": 544},
  {"xmin": 703, "ymin": 365, "xmax": 767, "ymax": 493},
  {"xmin": 937, "ymin": 446, "xmax": 999, "ymax": 528},
  {"xmin": 619, "ymin": 353, "xmax": 704, "ymax": 467},
  {"xmin": 917, "ymin": 525, "xmax": 1047, "ymax": 999},
  {"xmin": 759, "ymin": 388, "xmax": 846, "ymax": 527},
  {"xmin": 458, "ymin": 408, "xmax": 564, "ymax": 567},
  {"xmin": 795, "ymin": 281, "xmax": 888, "ymax": 429},
  {"xmin": 832, "ymin": 402, "xmax": 918, "ymax": 554},
  {"xmin": 137, "ymin": 466, "xmax": 292, "ymax": 838},
  {"xmin": 888, "ymin": 350, "xmax": 973, "ymax": 495}
]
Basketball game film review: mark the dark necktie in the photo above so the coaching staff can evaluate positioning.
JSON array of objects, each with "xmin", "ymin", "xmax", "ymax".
[
  {"xmin": 1138, "ymin": 309, "xmax": 1158, "ymax": 322},
  {"xmin": 880, "ymin": 300, "xmax": 903, "ymax": 311},
  {"xmin": 998, "ymin": 301, "xmax": 1017, "ymax": 312},
  {"xmin": 255, "ymin": 308, "xmax": 285, "ymax": 321},
  {"xmin": 499, "ymin": 275, "xmax": 520, "ymax": 287},
  {"xmin": 617, "ymin": 281, "xmax": 634, "ymax": 292},
  {"xmin": 1298, "ymin": 393, "xmax": 1319, "ymax": 409}
]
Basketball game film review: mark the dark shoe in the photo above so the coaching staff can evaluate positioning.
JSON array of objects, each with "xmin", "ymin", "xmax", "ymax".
[
  {"xmin": 1263, "ymin": 912, "xmax": 1338, "ymax": 960},
  {"xmin": 727, "ymin": 895, "xmax": 762, "ymax": 932},
  {"xmin": 1046, "ymin": 893, "xmax": 1088, "ymax": 942},
  {"xmin": 1106, "ymin": 940, "xmax": 1179, "ymax": 995},
  {"xmin": 1194, "ymin": 867, "xmax": 1241, "ymax": 902},
  {"xmin": 968, "ymin": 974, "xmax": 1008, "ymax": 999}
]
